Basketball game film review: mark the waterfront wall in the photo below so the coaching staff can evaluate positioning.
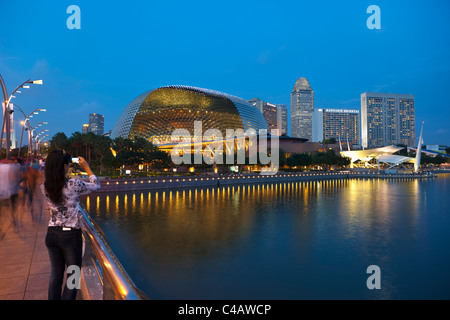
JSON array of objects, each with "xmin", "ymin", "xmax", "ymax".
[{"xmin": 95, "ymin": 171, "xmax": 436, "ymax": 193}]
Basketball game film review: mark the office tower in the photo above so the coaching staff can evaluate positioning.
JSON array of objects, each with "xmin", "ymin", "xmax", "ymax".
[
  {"xmin": 248, "ymin": 98, "xmax": 282, "ymax": 135},
  {"xmin": 88, "ymin": 113, "xmax": 104, "ymax": 135},
  {"xmin": 278, "ymin": 104, "xmax": 288, "ymax": 136},
  {"xmin": 82, "ymin": 123, "xmax": 89, "ymax": 134},
  {"xmin": 361, "ymin": 92, "xmax": 415, "ymax": 148},
  {"xmin": 290, "ymin": 77, "xmax": 314, "ymax": 140},
  {"xmin": 312, "ymin": 108, "xmax": 360, "ymax": 148}
]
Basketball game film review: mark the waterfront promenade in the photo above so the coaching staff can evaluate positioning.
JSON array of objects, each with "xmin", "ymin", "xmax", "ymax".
[
  {"xmin": 0, "ymin": 190, "xmax": 50, "ymax": 300},
  {"xmin": 97, "ymin": 170, "xmax": 437, "ymax": 193}
]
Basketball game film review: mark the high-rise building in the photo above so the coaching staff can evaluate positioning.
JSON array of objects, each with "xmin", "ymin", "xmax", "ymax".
[
  {"xmin": 312, "ymin": 108, "xmax": 360, "ymax": 148},
  {"xmin": 89, "ymin": 113, "xmax": 104, "ymax": 135},
  {"xmin": 361, "ymin": 92, "xmax": 415, "ymax": 148},
  {"xmin": 290, "ymin": 77, "xmax": 314, "ymax": 140},
  {"xmin": 278, "ymin": 104, "xmax": 288, "ymax": 136},
  {"xmin": 82, "ymin": 123, "xmax": 89, "ymax": 134},
  {"xmin": 248, "ymin": 98, "xmax": 283, "ymax": 136}
]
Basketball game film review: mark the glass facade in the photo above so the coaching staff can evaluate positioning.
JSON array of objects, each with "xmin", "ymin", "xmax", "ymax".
[
  {"xmin": 278, "ymin": 104, "xmax": 288, "ymax": 136},
  {"xmin": 89, "ymin": 113, "xmax": 104, "ymax": 135},
  {"xmin": 248, "ymin": 98, "xmax": 284, "ymax": 135},
  {"xmin": 290, "ymin": 77, "xmax": 314, "ymax": 140},
  {"xmin": 111, "ymin": 86, "xmax": 268, "ymax": 145}
]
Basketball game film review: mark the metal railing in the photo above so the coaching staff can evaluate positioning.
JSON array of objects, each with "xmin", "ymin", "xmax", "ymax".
[{"xmin": 78, "ymin": 204, "xmax": 149, "ymax": 300}]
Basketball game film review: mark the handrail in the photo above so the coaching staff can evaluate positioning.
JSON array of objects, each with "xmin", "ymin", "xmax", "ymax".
[{"xmin": 78, "ymin": 204, "xmax": 149, "ymax": 300}]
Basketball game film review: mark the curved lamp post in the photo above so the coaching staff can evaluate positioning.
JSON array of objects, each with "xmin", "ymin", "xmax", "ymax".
[
  {"xmin": 0, "ymin": 73, "xmax": 43, "ymax": 159},
  {"xmin": 35, "ymin": 134, "xmax": 49, "ymax": 157},
  {"xmin": 29, "ymin": 121, "xmax": 47, "ymax": 158},
  {"xmin": 12, "ymin": 104, "xmax": 46, "ymax": 158}
]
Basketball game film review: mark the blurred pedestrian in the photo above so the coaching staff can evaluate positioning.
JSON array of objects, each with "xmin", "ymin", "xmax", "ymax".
[
  {"xmin": 8, "ymin": 159, "xmax": 22, "ymax": 228},
  {"xmin": 41, "ymin": 150, "xmax": 100, "ymax": 300},
  {"xmin": 25, "ymin": 160, "xmax": 41, "ymax": 218},
  {"xmin": 0, "ymin": 162, "xmax": 10, "ymax": 237},
  {"xmin": 39, "ymin": 158, "xmax": 46, "ymax": 172}
]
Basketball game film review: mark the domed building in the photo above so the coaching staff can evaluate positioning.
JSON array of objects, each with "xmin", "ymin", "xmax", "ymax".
[{"xmin": 111, "ymin": 85, "xmax": 268, "ymax": 148}]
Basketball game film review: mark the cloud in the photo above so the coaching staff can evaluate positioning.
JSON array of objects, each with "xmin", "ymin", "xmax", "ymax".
[
  {"xmin": 435, "ymin": 128, "xmax": 448, "ymax": 136},
  {"xmin": 257, "ymin": 50, "xmax": 272, "ymax": 64},
  {"xmin": 371, "ymin": 82, "xmax": 396, "ymax": 93},
  {"xmin": 256, "ymin": 44, "xmax": 287, "ymax": 65},
  {"xmin": 30, "ymin": 59, "xmax": 51, "ymax": 77},
  {"xmin": 339, "ymin": 97, "xmax": 360, "ymax": 105},
  {"xmin": 68, "ymin": 100, "xmax": 104, "ymax": 115}
]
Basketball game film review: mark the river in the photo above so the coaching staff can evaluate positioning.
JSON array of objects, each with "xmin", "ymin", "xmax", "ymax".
[{"xmin": 82, "ymin": 174, "xmax": 450, "ymax": 299}]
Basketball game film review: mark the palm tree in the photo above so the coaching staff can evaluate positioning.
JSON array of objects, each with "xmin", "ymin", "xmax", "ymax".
[
  {"xmin": 50, "ymin": 132, "xmax": 68, "ymax": 151},
  {"xmin": 82, "ymin": 132, "xmax": 96, "ymax": 163},
  {"xmin": 70, "ymin": 131, "xmax": 84, "ymax": 156},
  {"xmin": 92, "ymin": 135, "xmax": 113, "ymax": 175}
]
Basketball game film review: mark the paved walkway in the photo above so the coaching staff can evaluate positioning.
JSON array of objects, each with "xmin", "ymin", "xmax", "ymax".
[{"xmin": 0, "ymin": 190, "xmax": 50, "ymax": 300}]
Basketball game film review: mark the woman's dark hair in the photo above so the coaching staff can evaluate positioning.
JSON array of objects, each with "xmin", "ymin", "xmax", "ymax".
[{"xmin": 44, "ymin": 150, "xmax": 71, "ymax": 204}]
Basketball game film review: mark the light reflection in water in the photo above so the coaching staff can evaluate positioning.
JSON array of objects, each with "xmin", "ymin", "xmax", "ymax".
[{"xmin": 82, "ymin": 175, "xmax": 450, "ymax": 300}]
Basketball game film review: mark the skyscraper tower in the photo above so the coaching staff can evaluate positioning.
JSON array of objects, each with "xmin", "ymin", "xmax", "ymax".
[
  {"xmin": 290, "ymin": 77, "xmax": 314, "ymax": 140},
  {"xmin": 361, "ymin": 92, "xmax": 415, "ymax": 148},
  {"xmin": 278, "ymin": 104, "xmax": 288, "ymax": 136},
  {"xmin": 89, "ymin": 113, "xmax": 104, "ymax": 135},
  {"xmin": 248, "ymin": 98, "xmax": 283, "ymax": 136}
]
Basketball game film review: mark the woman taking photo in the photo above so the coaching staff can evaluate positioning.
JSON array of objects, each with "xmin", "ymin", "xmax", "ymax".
[{"xmin": 41, "ymin": 150, "xmax": 100, "ymax": 300}]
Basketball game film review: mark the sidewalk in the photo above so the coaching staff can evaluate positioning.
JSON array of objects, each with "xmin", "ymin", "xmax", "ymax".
[{"xmin": 0, "ymin": 190, "xmax": 50, "ymax": 300}]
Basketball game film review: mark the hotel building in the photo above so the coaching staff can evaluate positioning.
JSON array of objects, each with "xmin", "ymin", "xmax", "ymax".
[
  {"xmin": 361, "ymin": 92, "xmax": 415, "ymax": 148},
  {"xmin": 312, "ymin": 108, "xmax": 361, "ymax": 148}
]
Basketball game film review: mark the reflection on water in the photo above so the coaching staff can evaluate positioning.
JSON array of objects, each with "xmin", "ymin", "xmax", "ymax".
[{"xmin": 83, "ymin": 174, "xmax": 450, "ymax": 299}]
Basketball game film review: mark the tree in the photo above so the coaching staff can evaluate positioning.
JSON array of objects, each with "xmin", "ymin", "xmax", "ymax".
[
  {"xmin": 92, "ymin": 135, "xmax": 113, "ymax": 174},
  {"xmin": 311, "ymin": 149, "xmax": 349, "ymax": 168},
  {"xmin": 322, "ymin": 137, "xmax": 337, "ymax": 145},
  {"xmin": 112, "ymin": 137, "xmax": 135, "ymax": 166},
  {"xmin": 279, "ymin": 149, "xmax": 286, "ymax": 168},
  {"xmin": 69, "ymin": 132, "xmax": 84, "ymax": 157},
  {"xmin": 50, "ymin": 132, "xmax": 68, "ymax": 151},
  {"xmin": 82, "ymin": 132, "xmax": 96, "ymax": 163},
  {"xmin": 286, "ymin": 153, "xmax": 312, "ymax": 168},
  {"xmin": 421, "ymin": 154, "xmax": 446, "ymax": 165}
]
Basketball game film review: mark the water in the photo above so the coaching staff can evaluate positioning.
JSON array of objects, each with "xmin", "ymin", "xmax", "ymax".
[{"xmin": 83, "ymin": 174, "xmax": 450, "ymax": 299}]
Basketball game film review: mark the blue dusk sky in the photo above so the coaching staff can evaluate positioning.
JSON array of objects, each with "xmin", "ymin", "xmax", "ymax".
[{"xmin": 1, "ymin": 0, "xmax": 449, "ymax": 145}]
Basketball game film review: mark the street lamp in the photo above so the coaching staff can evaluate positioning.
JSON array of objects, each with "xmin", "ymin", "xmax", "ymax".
[
  {"xmin": 34, "ymin": 129, "xmax": 49, "ymax": 148},
  {"xmin": 0, "ymin": 74, "xmax": 43, "ymax": 159},
  {"xmin": 35, "ymin": 128, "xmax": 49, "ymax": 137},
  {"xmin": 35, "ymin": 134, "xmax": 49, "ymax": 156},
  {"xmin": 29, "ymin": 121, "xmax": 48, "ymax": 156},
  {"xmin": 12, "ymin": 104, "xmax": 47, "ymax": 157}
]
